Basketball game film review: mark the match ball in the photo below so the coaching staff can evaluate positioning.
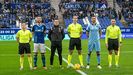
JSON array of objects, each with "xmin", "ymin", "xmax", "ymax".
[{"xmin": 74, "ymin": 64, "xmax": 80, "ymax": 70}]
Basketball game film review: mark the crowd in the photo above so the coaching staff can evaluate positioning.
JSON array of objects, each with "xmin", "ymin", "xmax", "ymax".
[
  {"xmin": 0, "ymin": 0, "xmax": 57, "ymax": 28},
  {"xmin": 118, "ymin": 0, "xmax": 133, "ymax": 26},
  {"xmin": 59, "ymin": 0, "xmax": 119, "ymax": 19}
]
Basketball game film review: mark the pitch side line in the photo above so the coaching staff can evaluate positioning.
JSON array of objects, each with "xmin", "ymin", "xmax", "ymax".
[{"xmin": 45, "ymin": 46, "xmax": 87, "ymax": 75}]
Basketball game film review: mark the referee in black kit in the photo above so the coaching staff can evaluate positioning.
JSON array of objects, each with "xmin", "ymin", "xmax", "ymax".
[{"xmin": 48, "ymin": 18, "xmax": 65, "ymax": 69}]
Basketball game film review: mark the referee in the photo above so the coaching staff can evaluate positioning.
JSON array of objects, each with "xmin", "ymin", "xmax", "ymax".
[
  {"xmin": 16, "ymin": 23, "xmax": 32, "ymax": 70},
  {"xmin": 67, "ymin": 16, "xmax": 84, "ymax": 68},
  {"xmin": 105, "ymin": 19, "xmax": 122, "ymax": 68}
]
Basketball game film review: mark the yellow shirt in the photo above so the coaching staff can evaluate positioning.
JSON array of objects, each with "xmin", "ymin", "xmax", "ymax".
[
  {"xmin": 67, "ymin": 23, "xmax": 83, "ymax": 38},
  {"xmin": 105, "ymin": 25, "xmax": 122, "ymax": 44},
  {"xmin": 16, "ymin": 30, "xmax": 32, "ymax": 43}
]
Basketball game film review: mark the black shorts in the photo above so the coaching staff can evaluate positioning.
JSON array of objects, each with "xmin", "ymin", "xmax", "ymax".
[
  {"xmin": 69, "ymin": 38, "xmax": 82, "ymax": 50},
  {"xmin": 51, "ymin": 41, "xmax": 62, "ymax": 50},
  {"xmin": 108, "ymin": 38, "xmax": 119, "ymax": 51},
  {"xmin": 19, "ymin": 43, "xmax": 31, "ymax": 54}
]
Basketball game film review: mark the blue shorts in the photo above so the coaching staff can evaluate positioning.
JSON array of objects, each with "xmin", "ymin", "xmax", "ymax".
[{"xmin": 88, "ymin": 41, "xmax": 101, "ymax": 52}]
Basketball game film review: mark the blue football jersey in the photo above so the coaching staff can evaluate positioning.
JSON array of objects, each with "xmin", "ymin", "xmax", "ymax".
[
  {"xmin": 32, "ymin": 24, "xmax": 46, "ymax": 43},
  {"xmin": 86, "ymin": 24, "xmax": 101, "ymax": 42}
]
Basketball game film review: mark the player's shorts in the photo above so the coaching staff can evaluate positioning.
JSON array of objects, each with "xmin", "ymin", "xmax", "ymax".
[
  {"xmin": 19, "ymin": 43, "xmax": 31, "ymax": 54},
  {"xmin": 69, "ymin": 38, "xmax": 82, "ymax": 50},
  {"xmin": 33, "ymin": 43, "xmax": 46, "ymax": 53},
  {"xmin": 88, "ymin": 40, "xmax": 101, "ymax": 52},
  {"xmin": 108, "ymin": 38, "xmax": 119, "ymax": 51}
]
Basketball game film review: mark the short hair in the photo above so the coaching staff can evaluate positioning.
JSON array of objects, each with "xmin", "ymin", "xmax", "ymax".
[
  {"xmin": 53, "ymin": 17, "xmax": 59, "ymax": 20},
  {"xmin": 73, "ymin": 15, "xmax": 78, "ymax": 19},
  {"xmin": 21, "ymin": 22, "xmax": 27, "ymax": 26},
  {"xmin": 91, "ymin": 16, "xmax": 96, "ymax": 18},
  {"xmin": 111, "ymin": 19, "xmax": 116, "ymax": 22},
  {"xmin": 35, "ymin": 16, "xmax": 42, "ymax": 21}
]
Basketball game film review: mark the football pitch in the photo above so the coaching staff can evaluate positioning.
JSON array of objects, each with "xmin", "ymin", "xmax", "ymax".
[{"xmin": 0, "ymin": 39, "xmax": 133, "ymax": 75}]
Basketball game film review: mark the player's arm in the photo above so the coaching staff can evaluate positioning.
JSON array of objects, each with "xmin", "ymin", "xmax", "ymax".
[
  {"xmin": 48, "ymin": 28, "xmax": 52, "ymax": 40},
  {"xmin": 118, "ymin": 27, "xmax": 122, "ymax": 45},
  {"xmin": 99, "ymin": 30, "xmax": 102, "ymax": 37},
  {"xmin": 61, "ymin": 27, "xmax": 65, "ymax": 40},
  {"xmin": 67, "ymin": 25, "xmax": 71, "ymax": 38},
  {"xmin": 80, "ymin": 25, "xmax": 83, "ymax": 38},
  {"xmin": 32, "ymin": 32, "xmax": 34, "ymax": 36},
  {"xmin": 86, "ymin": 25, "xmax": 90, "ymax": 38},
  {"xmin": 105, "ymin": 27, "xmax": 109, "ymax": 47},
  {"xmin": 31, "ymin": 26, "xmax": 34, "ymax": 36},
  {"xmin": 99, "ymin": 25, "xmax": 102, "ymax": 38},
  {"xmin": 16, "ymin": 37, "xmax": 19, "ymax": 43},
  {"xmin": 86, "ymin": 31, "xmax": 89, "ymax": 38},
  {"xmin": 44, "ymin": 25, "xmax": 47, "ymax": 37},
  {"xmin": 16, "ymin": 31, "xmax": 20, "ymax": 43},
  {"xmin": 29, "ymin": 31, "xmax": 32, "ymax": 43}
]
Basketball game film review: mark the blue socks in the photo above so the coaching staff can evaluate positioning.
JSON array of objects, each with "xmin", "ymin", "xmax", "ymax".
[
  {"xmin": 41, "ymin": 54, "xmax": 46, "ymax": 67},
  {"xmin": 97, "ymin": 55, "xmax": 100, "ymax": 65},
  {"xmin": 34, "ymin": 55, "xmax": 37, "ymax": 67}
]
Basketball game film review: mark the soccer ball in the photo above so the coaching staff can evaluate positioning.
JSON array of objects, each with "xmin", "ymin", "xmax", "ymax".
[{"xmin": 74, "ymin": 64, "xmax": 80, "ymax": 70}]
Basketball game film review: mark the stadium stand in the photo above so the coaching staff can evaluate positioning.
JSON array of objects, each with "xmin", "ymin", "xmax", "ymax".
[
  {"xmin": 116, "ymin": 0, "xmax": 133, "ymax": 27},
  {"xmin": 0, "ymin": 0, "xmax": 55, "ymax": 29},
  {"xmin": 0, "ymin": 0, "xmax": 132, "ymax": 29},
  {"xmin": 61, "ymin": 0, "xmax": 129, "ymax": 29}
]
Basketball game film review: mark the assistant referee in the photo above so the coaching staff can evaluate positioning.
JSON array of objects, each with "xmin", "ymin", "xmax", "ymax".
[
  {"xmin": 105, "ymin": 19, "xmax": 122, "ymax": 68},
  {"xmin": 67, "ymin": 15, "xmax": 84, "ymax": 68},
  {"xmin": 16, "ymin": 23, "xmax": 32, "ymax": 70}
]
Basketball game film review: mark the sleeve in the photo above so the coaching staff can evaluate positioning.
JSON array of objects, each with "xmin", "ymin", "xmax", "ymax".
[
  {"xmin": 43, "ymin": 25, "xmax": 46, "ymax": 32},
  {"xmin": 67, "ymin": 25, "xmax": 70, "ymax": 33},
  {"xmin": 118, "ymin": 27, "xmax": 122, "ymax": 42},
  {"xmin": 61, "ymin": 27, "xmax": 65, "ymax": 40},
  {"xmin": 105, "ymin": 27, "xmax": 109, "ymax": 44},
  {"xmin": 16, "ymin": 31, "xmax": 20, "ymax": 38},
  {"xmin": 48, "ymin": 29, "xmax": 52, "ymax": 40},
  {"xmin": 67, "ymin": 25, "xmax": 71, "ymax": 38}
]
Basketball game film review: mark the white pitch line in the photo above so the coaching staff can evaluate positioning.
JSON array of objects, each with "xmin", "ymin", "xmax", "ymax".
[{"xmin": 45, "ymin": 46, "xmax": 87, "ymax": 75}]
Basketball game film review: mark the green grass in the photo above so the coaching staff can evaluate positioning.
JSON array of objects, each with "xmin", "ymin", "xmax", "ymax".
[{"xmin": 0, "ymin": 39, "xmax": 133, "ymax": 75}]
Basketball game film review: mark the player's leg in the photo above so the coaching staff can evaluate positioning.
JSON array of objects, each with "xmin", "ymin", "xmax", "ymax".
[
  {"xmin": 20, "ymin": 54, "xmax": 24, "ymax": 70},
  {"xmin": 77, "ymin": 50, "xmax": 84, "ymax": 67},
  {"xmin": 33, "ymin": 43, "xmax": 39, "ymax": 69},
  {"xmin": 87, "ymin": 41, "xmax": 93, "ymax": 65},
  {"xmin": 95, "ymin": 41, "xmax": 102, "ymax": 69},
  {"xmin": 67, "ymin": 50, "xmax": 73, "ymax": 68},
  {"xmin": 19, "ymin": 43, "xmax": 24, "ymax": 70},
  {"xmin": 57, "ymin": 41, "xmax": 62, "ymax": 66},
  {"xmin": 25, "ymin": 43, "xmax": 32, "ymax": 70},
  {"xmin": 108, "ymin": 50, "xmax": 113, "ymax": 67},
  {"xmin": 40, "ymin": 43, "xmax": 47, "ymax": 69},
  {"xmin": 114, "ymin": 39, "xmax": 119, "ymax": 67},
  {"xmin": 27, "ymin": 53, "xmax": 32, "ymax": 70},
  {"xmin": 67, "ymin": 39, "xmax": 74, "ymax": 68},
  {"xmin": 50, "ymin": 41, "xmax": 56, "ymax": 66},
  {"xmin": 108, "ymin": 39, "xmax": 113, "ymax": 67},
  {"xmin": 57, "ymin": 41, "xmax": 63, "ymax": 69},
  {"xmin": 41, "ymin": 53, "xmax": 47, "ymax": 69},
  {"xmin": 76, "ymin": 38, "xmax": 84, "ymax": 67},
  {"xmin": 86, "ymin": 42, "xmax": 93, "ymax": 69}
]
